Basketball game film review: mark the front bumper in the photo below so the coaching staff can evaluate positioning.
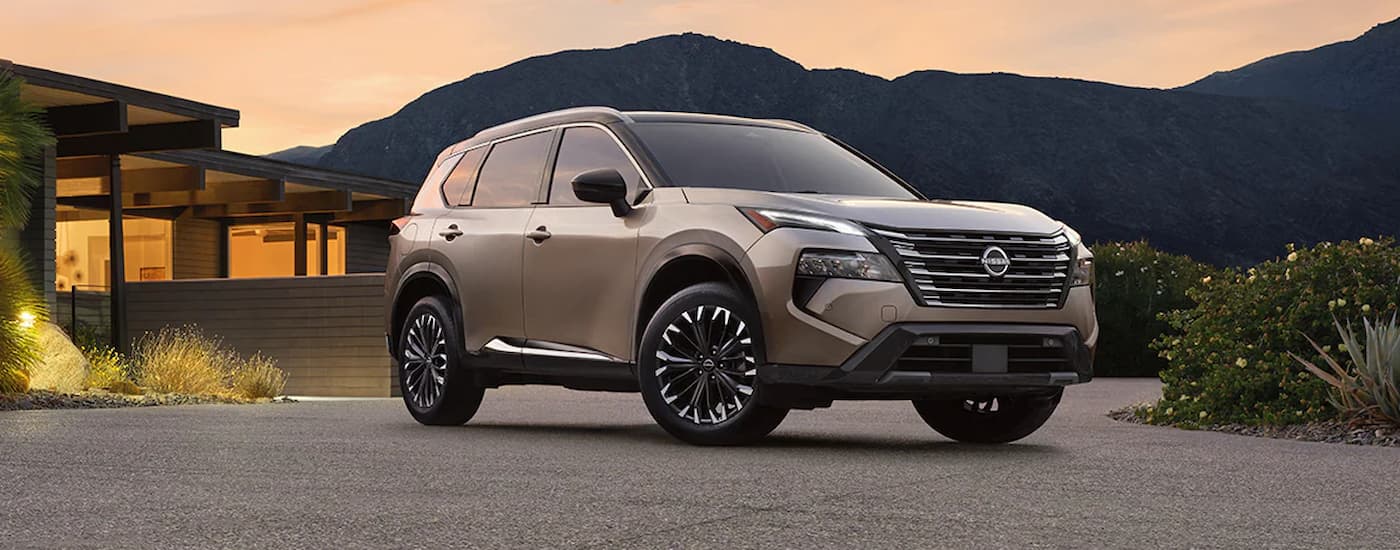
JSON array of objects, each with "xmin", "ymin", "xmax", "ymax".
[{"xmin": 757, "ymin": 323, "xmax": 1093, "ymax": 408}]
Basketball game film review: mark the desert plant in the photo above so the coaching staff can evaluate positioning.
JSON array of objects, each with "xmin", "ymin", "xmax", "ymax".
[
  {"xmin": 1292, "ymin": 316, "xmax": 1400, "ymax": 426},
  {"xmin": 230, "ymin": 354, "xmax": 287, "ymax": 399},
  {"xmin": 0, "ymin": 69, "xmax": 56, "ymax": 394},
  {"xmin": 1148, "ymin": 237, "xmax": 1400, "ymax": 426},
  {"xmin": 0, "ymin": 365, "xmax": 28, "ymax": 393},
  {"xmin": 0, "ymin": 245, "xmax": 42, "ymax": 386},
  {"xmin": 1091, "ymin": 241, "xmax": 1214, "ymax": 376},
  {"xmin": 134, "ymin": 325, "xmax": 236, "ymax": 395},
  {"xmin": 83, "ymin": 343, "xmax": 132, "ymax": 391}
]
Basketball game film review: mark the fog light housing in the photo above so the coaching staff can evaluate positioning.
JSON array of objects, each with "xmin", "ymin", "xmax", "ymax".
[
  {"xmin": 1070, "ymin": 257, "xmax": 1094, "ymax": 287},
  {"xmin": 797, "ymin": 250, "xmax": 902, "ymax": 282}
]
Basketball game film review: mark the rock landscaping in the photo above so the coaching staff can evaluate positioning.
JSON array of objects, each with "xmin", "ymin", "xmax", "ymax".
[
  {"xmin": 1110, "ymin": 406, "xmax": 1399, "ymax": 448},
  {"xmin": 0, "ymin": 389, "xmax": 294, "ymax": 411}
]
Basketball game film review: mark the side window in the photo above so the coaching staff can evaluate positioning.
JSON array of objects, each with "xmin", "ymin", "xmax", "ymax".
[
  {"xmin": 548, "ymin": 127, "xmax": 642, "ymax": 206},
  {"xmin": 472, "ymin": 131, "xmax": 554, "ymax": 208},
  {"xmin": 441, "ymin": 146, "xmax": 486, "ymax": 206},
  {"xmin": 412, "ymin": 152, "xmax": 463, "ymax": 211}
]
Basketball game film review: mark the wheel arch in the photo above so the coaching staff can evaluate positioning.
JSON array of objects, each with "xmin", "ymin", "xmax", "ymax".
[
  {"xmin": 389, "ymin": 262, "xmax": 460, "ymax": 356},
  {"xmin": 634, "ymin": 243, "xmax": 762, "ymax": 361}
]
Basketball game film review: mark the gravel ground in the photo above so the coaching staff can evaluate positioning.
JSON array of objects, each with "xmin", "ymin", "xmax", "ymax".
[
  {"xmin": 0, "ymin": 390, "xmax": 292, "ymax": 411},
  {"xmin": 1108, "ymin": 406, "xmax": 1400, "ymax": 447}
]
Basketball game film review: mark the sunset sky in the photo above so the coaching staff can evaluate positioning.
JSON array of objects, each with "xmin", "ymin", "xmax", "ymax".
[{"xmin": 2, "ymin": 1, "xmax": 1394, "ymax": 154}]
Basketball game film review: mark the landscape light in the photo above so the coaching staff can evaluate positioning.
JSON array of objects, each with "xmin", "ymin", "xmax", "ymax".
[{"xmin": 17, "ymin": 310, "xmax": 36, "ymax": 329}]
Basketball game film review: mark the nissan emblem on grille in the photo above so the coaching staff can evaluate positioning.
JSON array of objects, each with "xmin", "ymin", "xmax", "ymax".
[{"xmin": 980, "ymin": 246, "xmax": 1011, "ymax": 277}]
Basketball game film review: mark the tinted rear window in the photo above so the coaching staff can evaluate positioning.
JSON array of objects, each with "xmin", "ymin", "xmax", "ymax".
[
  {"xmin": 473, "ymin": 131, "xmax": 554, "ymax": 207},
  {"xmin": 632, "ymin": 122, "xmax": 917, "ymax": 198}
]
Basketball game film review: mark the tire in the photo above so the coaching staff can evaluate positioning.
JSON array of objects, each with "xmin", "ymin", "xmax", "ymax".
[
  {"xmin": 911, "ymin": 390, "xmax": 1062, "ymax": 444},
  {"xmin": 398, "ymin": 295, "xmax": 484, "ymax": 426},
  {"xmin": 638, "ymin": 282, "xmax": 788, "ymax": 446}
]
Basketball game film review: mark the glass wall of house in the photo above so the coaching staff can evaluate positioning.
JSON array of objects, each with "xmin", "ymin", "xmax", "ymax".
[
  {"xmin": 54, "ymin": 214, "xmax": 173, "ymax": 291},
  {"xmin": 228, "ymin": 222, "xmax": 345, "ymax": 278}
]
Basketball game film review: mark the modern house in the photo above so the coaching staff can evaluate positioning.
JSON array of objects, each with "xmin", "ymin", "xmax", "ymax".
[{"xmin": 3, "ymin": 60, "xmax": 413, "ymax": 397}]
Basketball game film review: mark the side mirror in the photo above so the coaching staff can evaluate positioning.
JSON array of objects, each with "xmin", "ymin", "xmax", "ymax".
[{"xmin": 571, "ymin": 168, "xmax": 631, "ymax": 217}]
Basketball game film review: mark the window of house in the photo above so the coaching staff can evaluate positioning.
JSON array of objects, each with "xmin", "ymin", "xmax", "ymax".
[
  {"xmin": 548, "ymin": 127, "xmax": 641, "ymax": 206},
  {"xmin": 472, "ymin": 131, "xmax": 553, "ymax": 207},
  {"xmin": 228, "ymin": 222, "xmax": 346, "ymax": 278},
  {"xmin": 55, "ymin": 215, "xmax": 173, "ymax": 291}
]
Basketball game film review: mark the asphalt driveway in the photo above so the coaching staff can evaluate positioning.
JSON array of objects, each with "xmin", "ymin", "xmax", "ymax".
[{"xmin": 1, "ymin": 378, "xmax": 1395, "ymax": 548}]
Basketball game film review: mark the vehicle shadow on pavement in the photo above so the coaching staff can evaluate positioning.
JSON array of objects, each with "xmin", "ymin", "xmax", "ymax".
[{"xmin": 456, "ymin": 421, "xmax": 1062, "ymax": 456}]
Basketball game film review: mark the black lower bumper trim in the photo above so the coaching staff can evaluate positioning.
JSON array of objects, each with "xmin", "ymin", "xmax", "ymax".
[{"xmin": 757, "ymin": 323, "xmax": 1093, "ymax": 408}]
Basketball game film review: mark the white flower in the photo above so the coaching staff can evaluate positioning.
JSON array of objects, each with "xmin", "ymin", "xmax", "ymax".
[
  {"xmin": 1114, "ymin": 270, "xmax": 1125, "ymax": 276},
  {"xmin": 1287, "ymin": 252, "xmax": 1299, "ymax": 262}
]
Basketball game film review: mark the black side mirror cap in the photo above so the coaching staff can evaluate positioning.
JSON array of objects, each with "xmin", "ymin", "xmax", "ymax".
[{"xmin": 571, "ymin": 168, "xmax": 632, "ymax": 217}]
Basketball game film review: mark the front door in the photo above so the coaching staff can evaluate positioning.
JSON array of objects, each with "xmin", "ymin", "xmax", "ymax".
[{"xmin": 521, "ymin": 125, "xmax": 645, "ymax": 364}]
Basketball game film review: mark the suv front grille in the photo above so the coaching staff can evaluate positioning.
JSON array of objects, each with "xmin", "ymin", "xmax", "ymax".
[{"xmin": 869, "ymin": 226, "xmax": 1072, "ymax": 309}]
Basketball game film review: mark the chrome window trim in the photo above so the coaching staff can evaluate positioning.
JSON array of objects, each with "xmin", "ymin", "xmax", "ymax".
[{"xmin": 443, "ymin": 122, "xmax": 655, "ymax": 210}]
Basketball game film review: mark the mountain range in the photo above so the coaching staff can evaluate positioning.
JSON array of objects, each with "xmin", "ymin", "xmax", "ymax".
[{"xmin": 302, "ymin": 19, "xmax": 1400, "ymax": 265}]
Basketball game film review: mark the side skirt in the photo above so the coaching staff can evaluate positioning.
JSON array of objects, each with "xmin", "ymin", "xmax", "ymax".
[{"xmin": 462, "ymin": 337, "xmax": 638, "ymax": 392}]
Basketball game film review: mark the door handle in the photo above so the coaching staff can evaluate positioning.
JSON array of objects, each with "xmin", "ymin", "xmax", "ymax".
[
  {"xmin": 526, "ymin": 226, "xmax": 551, "ymax": 243},
  {"xmin": 438, "ymin": 224, "xmax": 463, "ymax": 241}
]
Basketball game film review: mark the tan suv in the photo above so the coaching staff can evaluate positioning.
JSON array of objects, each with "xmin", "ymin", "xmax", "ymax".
[{"xmin": 386, "ymin": 107, "xmax": 1096, "ymax": 445}]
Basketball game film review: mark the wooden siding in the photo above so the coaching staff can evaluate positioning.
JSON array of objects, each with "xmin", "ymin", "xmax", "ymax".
[
  {"xmin": 127, "ymin": 274, "xmax": 391, "ymax": 397},
  {"xmin": 173, "ymin": 216, "xmax": 221, "ymax": 279},
  {"xmin": 19, "ymin": 146, "xmax": 57, "ymax": 310},
  {"xmin": 346, "ymin": 221, "xmax": 389, "ymax": 273}
]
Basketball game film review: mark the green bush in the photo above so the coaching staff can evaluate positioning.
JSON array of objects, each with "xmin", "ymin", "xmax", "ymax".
[
  {"xmin": 1091, "ymin": 241, "xmax": 1213, "ymax": 376},
  {"xmin": 1146, "ymin": 237, "xmax": 1400, "ymax": 426}
]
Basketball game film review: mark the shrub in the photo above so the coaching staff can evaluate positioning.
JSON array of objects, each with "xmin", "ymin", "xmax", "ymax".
[
  {"xmin": 83, "ymin": 343, "xmax": 132, "ymax": 391},
  {"xmin": 1091, "ymin": 241, "xmax": 1213, "ymax": 376},
  {"xmin": 1148, "ymin": 237, "xmax": 1400, "ymax": 426},
  {"xmin": 1293, "ymin": 316, "xmax": 1400, "ymax": 426},
  {"xmin": 231, "ymin": 354, "xmax": 287, "ymax": 399},
  {"xmin": 134, "ymin": 325, "xmax": 236, "ymax": 395}
]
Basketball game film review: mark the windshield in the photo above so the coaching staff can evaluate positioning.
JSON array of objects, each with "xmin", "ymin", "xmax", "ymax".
[{"xmin": 632, "ymin": 122, "xmax": 920, "ymax": 198}]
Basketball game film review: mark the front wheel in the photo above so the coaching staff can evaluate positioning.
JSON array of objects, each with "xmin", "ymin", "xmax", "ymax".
[
  {"xmin": 912, "ymin": 391, "xmax": 1062, "ymax": 444},
  {"xmin": 399, "ymin": 295, "xmax": 484, "ymax": 426},
  {"xmin": 637, "ymin": 282, "xmax": 788, "ymax": 446}
]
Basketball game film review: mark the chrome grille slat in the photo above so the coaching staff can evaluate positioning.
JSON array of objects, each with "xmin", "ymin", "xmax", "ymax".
[{"xmin": 874, "ymin": 225, "xmax": 1073, "ymax": 309}]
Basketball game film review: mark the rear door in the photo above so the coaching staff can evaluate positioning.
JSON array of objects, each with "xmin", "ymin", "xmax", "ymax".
[
  {"xmin": 521, "ymin": 125, "xmax": 646, "ymax": 363},
  {"xmin": 432, "ymin": 129, "xmax": 554, "ymax": 353}
]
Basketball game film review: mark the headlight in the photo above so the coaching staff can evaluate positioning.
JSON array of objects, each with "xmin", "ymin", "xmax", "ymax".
[
  {"xmin": 1070, "ymin": 256, "xmax": 1094, "ymax": 287},
  {"xmin": 739, "ymin": 207, "xmax": 867, "ymax": 236},
  {"xmin": 797, "ymin": 250, "xmax": 902, "ymax": 282}
]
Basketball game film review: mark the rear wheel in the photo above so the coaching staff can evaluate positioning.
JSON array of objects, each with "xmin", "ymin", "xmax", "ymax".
[
  {"xmin": 912, "ymin": 391, "xmax": 1062, "ymax": 444},
  {"xmin": 399, "ymin": 296, "xmax": 484, "ymax": 426},
  {"xmin": 638, "ymin": 282, "xmax": 788, "ymax": 446}
]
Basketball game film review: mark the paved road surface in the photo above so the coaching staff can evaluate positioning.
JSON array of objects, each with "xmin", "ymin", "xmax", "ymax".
[{"xmin": 2, "ymin": 379, "xmax": 1396, "ymax": 548}]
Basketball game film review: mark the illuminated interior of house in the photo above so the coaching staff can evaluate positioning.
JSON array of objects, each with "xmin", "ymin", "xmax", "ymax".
[
  {"xmin": 55, "ymin": 216, "xmax": 172, "ymax": 291},
  {"xmin": 228, "ymin": 222, "xmax": 345, "ymax": 278}
]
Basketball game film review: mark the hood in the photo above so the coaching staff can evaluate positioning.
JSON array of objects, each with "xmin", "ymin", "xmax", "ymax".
[{"xmin": 681, "ymin": 188, "xmax": 1066, "ymax": 235}]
